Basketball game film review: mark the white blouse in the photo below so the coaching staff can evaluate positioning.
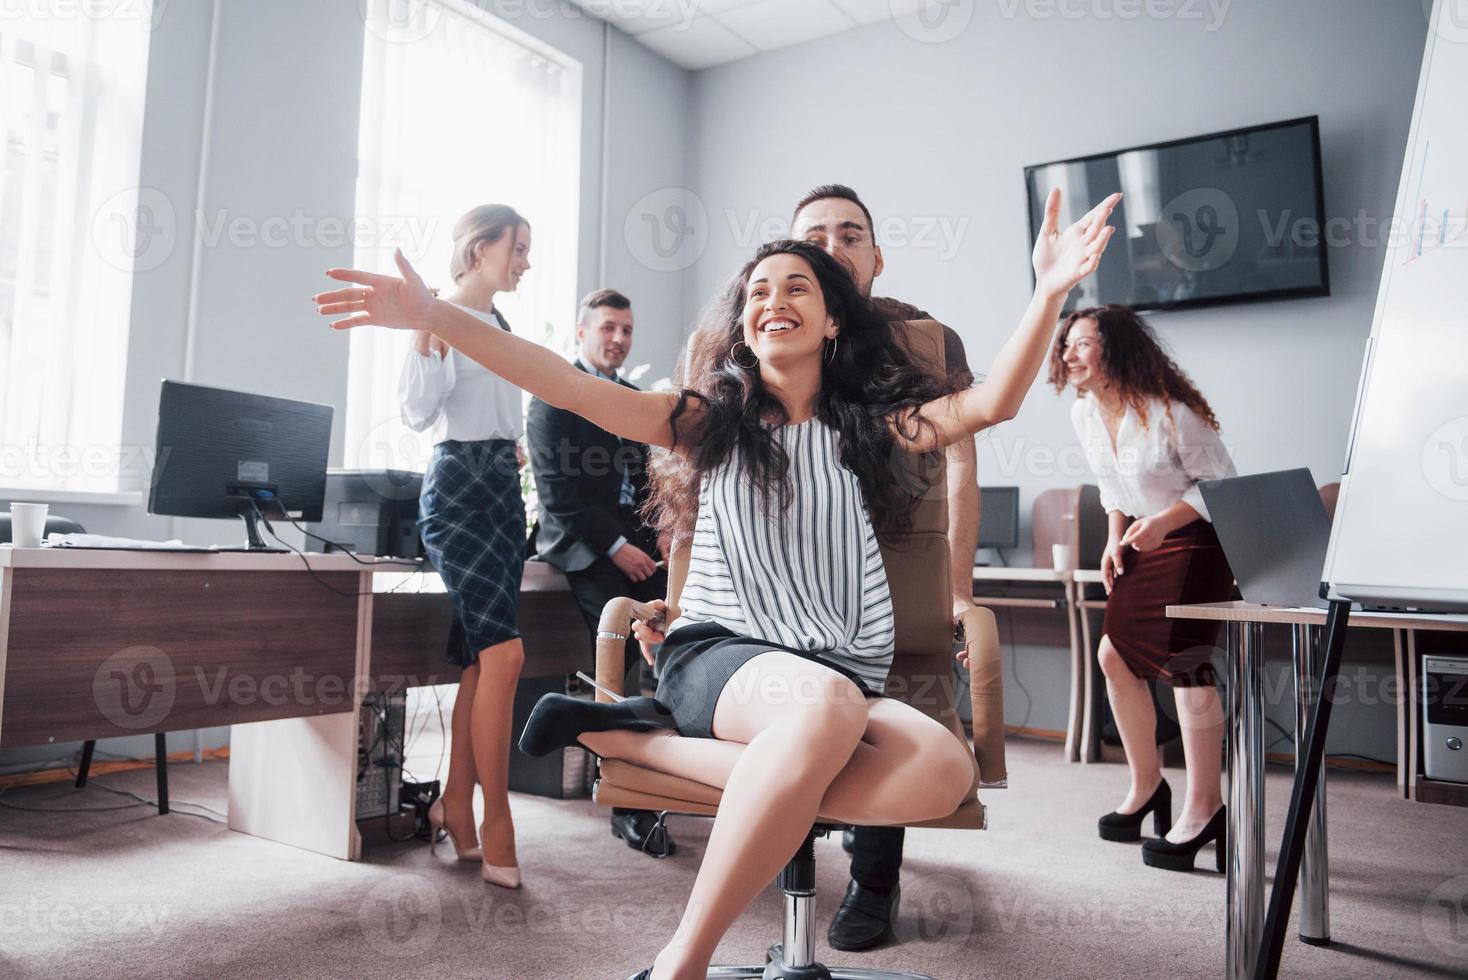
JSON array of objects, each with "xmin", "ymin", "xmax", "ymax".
[
  {"xmin": 1070, "ymin": 394, "xmax": 1236, "ymax": 522},
  {"xmin": 399, "ymin": 303, "xmax": 524, "ymax": 443}
]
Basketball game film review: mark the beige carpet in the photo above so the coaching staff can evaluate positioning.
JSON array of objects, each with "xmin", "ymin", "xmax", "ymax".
[{"xmin": 1, "ymin": 739, "xmax": 1465, "ymax": 979}]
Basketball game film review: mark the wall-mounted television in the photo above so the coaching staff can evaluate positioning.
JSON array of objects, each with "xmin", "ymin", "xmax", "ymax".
[{"xmin": 1025, "ymin": 116, "xmax": 1329, "ymax": 314}]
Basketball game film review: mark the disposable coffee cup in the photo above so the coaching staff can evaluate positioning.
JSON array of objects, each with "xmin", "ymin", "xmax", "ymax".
[
  {"xmin": 9, "ymin": 502, "xmax": 48, "ymax": 548},
  {"xmin": 1051, "ymin": 543, "xmax": 1073, "ymax": 572}
]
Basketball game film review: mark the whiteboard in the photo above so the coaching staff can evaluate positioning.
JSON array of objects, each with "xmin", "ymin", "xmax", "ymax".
[{"xmin": 1323, "ymin": 0, "xmax": 1468, "ymax": 610}]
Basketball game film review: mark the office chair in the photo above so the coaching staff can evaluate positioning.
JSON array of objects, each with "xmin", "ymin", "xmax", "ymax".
[
  {"xmin": 0, "ymin": 512, "xmax": 171, "ymax": 814},
  {"xmin": 589, "ymin": 322, "xmax": 1006, "ymax": 979}
]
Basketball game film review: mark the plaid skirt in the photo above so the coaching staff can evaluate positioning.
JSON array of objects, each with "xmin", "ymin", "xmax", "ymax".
[{"xmin": 419, "ymin": 439, "xmax": 527, "ymax": 666}]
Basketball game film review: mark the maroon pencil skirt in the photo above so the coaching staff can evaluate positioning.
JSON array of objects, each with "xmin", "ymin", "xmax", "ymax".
[{"xmin": 1102, "ymin": 520, "xmax": 1234, "ymax": 688}]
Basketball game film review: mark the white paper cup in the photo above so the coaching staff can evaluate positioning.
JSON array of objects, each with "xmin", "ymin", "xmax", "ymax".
[
  {"xmin": 9, "ymin": 502, "xmax": 49, "ymax": 548},
  {"xmin": 1051, "ymin": 543, "xmax": 1073, "ymax": 573}
]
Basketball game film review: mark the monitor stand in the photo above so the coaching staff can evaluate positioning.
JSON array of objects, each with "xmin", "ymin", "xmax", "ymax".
[{"xmin": 232, "ymin": 508, "xmax": 287, "ymax": 553}]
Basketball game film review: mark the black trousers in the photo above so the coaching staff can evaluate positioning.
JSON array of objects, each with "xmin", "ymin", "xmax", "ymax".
[{"xmin": 850, "ymin": 825, "xmax": 905, "ymax": 890}]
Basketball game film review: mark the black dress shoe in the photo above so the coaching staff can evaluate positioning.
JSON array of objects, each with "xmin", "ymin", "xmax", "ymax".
[
  {"xmin": 827, "ymin": 879, "xmax": 900, "ymax": 951},
  {"xmin": 1098, "ymin": 778, "xmax": 1172, "ymax": 842},
  {"xmin": 841, "ymin": 827, "xmax": 856, "ymax": 853},
  {"xmin": 1142, "ymin": 807, "xmax": 1227, "ymax": 873},
  {"xmin": 610, "ymin": 809, "xmax": 675, "ymax": 858},
  {"xmin": 518, "ymin": 694, "xmax": 676, "ymax": 757}
]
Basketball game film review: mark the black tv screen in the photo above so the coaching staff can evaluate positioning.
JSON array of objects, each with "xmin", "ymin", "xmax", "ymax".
[{"xmin": 1025, "ymin": 116, "xmax": 1329, "ymax": 313}]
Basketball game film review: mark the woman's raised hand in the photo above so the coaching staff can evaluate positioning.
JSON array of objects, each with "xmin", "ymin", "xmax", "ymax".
[
  {"xmin": 632, "ymin": 599, "xmax": 668, "ymax": 666},
  {"xmin": 1032, "ymin": 189, "xmax": 1122, "ymax": 300},
  {"xmin": 315, "ymin": 248, "xmax": 436, "ymax": 331}
]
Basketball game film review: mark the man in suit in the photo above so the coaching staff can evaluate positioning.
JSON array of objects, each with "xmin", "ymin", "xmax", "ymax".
[{"xmin": 527, "ymin": 288, "xmax": 674, "ymax": 858}]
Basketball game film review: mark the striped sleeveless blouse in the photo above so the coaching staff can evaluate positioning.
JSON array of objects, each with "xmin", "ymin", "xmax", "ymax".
[{"xmin": 667, "ymin": 418, "xmax": 896, "ymax": 690}]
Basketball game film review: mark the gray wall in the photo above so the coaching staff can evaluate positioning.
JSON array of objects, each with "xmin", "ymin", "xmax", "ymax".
[
  {"xmin": 1, "ymin": 0, "xmax": 689, "ymax": 772},
  {"xmin": 681, "ymin": 0, "xmax": 1429, "ymax": 748}
]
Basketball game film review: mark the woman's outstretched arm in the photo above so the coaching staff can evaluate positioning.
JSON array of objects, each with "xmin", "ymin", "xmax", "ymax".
[
  {"xmin": 892, "ymin": 189, "xmax": 1120, "ymax": 453},
  {"xmin": 315, "ymin": 250, "xmax": 694, "ymax": 449}
]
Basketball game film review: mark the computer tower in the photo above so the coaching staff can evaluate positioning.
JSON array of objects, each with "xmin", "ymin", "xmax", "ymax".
[
  {"xmin": 306, "ymin": 469, "xmax": 423, "ymax": 558},
  {"xmin": 356, "ymin": 693, "xmax": 406, "ymax": 820},
  {"xmin": 1423, "ymin": 655, "xmax": 1468, "ymax": 784}
]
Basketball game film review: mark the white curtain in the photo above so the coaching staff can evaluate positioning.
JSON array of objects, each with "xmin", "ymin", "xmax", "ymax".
[
  {"xmin": 0, "ymin": 5, "xmax": 152, "ymax": 493},
  {"xmin": 347, "ymin": 0, "xmax": 582, "ymax": 472}
]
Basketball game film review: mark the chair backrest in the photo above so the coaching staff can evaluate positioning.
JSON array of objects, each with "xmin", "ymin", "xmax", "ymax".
[
  {"xmin": 1031, "ymin": 485, "xmax": 1107, "ymax": 568},
  {"xmin": 0, "ymin": 513, "xmax": 85, "ymax": 544}
]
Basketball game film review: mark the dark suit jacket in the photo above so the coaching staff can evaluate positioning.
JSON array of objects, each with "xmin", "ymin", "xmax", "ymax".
[{"xmin": 526, "ymin": 360, "xmax": 656, "ymax": 574}]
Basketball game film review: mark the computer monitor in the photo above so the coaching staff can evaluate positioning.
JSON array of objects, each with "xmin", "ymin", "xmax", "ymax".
[
  {"xmin": 977, "ymin": 486, "xmax": 1020, "ymax": 551},
  {"xmin": 147, "ymin": 381, "xmax": 333, "ymax": 550}
]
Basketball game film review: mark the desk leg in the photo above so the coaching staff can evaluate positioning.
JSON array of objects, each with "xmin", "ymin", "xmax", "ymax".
[
  {"xmin": 1294, "ymin": 625, "xmax": 1330, "ymax": 945},
  {"xmin": 1064, "ymin": 581, "xmax": 1084, "ymax": 763},
  {"xmin": 1226, "ymin": 620, "xmax": 1265, "ymax": 980},
  {"xmin": 1077, "ymin": 586, "xmax": 1099, "ymax": 764}
]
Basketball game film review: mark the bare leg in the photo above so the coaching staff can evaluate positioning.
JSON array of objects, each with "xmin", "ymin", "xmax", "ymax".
[
  {"xmin": 651, "ymin": 652, "xmax": 869, "ymax": 980},
  {"xmin": 471, "ymin": 638, "xmax": 525, "ymax": 870},
  {"xmin": 438, "ymin": 662, "xmax": 481, "ymax": 847},
  {"xmin": 1098, "ymin": 635, "xmax": 1162, "ymax": 813},
  {"xmin": 1168, "ymin": 683, "xmax": 1225, "ymax": 842}
]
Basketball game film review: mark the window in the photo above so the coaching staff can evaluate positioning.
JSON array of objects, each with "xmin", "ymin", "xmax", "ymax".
[
  {"xmin": 346, "ymin": 0, "xmax": 582, "ymax": 472},
  {"xmin": 0, "ymin": 6, "xmax": 153, "ymax": 494}
]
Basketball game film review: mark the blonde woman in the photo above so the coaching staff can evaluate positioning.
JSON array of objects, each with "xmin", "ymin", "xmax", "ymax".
[{"xmin": 399, "ymin": 204, "xmax": 531, "ymax": 889}]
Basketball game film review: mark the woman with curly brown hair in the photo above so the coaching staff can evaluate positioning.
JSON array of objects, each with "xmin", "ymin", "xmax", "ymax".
[
  {"xmin": 316, "ymin": 188, "xmax": 1119, "ymax": 978},
  {"xmin": 1050, "ymin": 304, "xmax": 1236, "ymax": 873}
]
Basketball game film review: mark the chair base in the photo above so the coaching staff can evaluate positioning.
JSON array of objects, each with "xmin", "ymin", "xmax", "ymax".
[{"xmin": 704, "ymin": 965, "xmax": 933, "ymax": 979}]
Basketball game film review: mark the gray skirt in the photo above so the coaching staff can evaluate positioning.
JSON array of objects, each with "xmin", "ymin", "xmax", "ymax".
[{"xmin": 654, "ymin": 620, "xmax": 884, "ymax": 739}]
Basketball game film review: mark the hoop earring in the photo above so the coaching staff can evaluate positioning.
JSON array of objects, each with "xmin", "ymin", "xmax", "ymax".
[
  {"xmin": 731, "ymin": 340, "xmax": 759, "ymax": 370},
  {"xmin": 823, "ymin": 336, "xmax": 839, "ymax": 364}
]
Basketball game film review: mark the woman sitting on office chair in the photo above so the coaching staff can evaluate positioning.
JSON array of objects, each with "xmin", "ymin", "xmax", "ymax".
[
  {"xmin": 1049, "ymin": 304, "xmax": 1236, "ymax": 872},
  {"xmin": 316, "ymin": 188, "xmax": 1119, "ymax": 980},
  {"xmin": 398, "ymin": 204, "xmax": 532, "ymax": 889}
]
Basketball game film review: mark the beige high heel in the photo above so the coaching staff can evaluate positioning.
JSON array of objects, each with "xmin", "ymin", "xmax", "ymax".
[
  {"xmin": 479, "ymin": 821, "xmax": 521, "ymax": 889},
  {"xmin": 427, "ymin": 799, "xmax": 482, "ymax": 862}
]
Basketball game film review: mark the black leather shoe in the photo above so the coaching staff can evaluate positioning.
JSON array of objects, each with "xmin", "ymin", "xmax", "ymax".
[
  {"xmin": 827, "ymin": 879, "xmax": 900, "ymax": 951},
  {"xmin": 518, "ymin": 694, "xmax": 675, "ymax": 757},
  {"xmin": 1098, "ymin": 778, "xmax": 1172, "ymax": 842},
  {"xmin": 841, "ymin": 827, "xmax": 856, "ymax": 853},
  {"xmin": 610, "ymin": 809, "xmax": 675, "ymax": 858}
]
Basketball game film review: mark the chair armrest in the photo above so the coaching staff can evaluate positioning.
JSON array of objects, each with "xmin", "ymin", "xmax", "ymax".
[
  {"xmin": 594, "ymin": 596, "xmax": 671, "ymax": 703},
  {"xmin": 959, "ymin": 605, "xmax": 1008, "ymax": 787}
]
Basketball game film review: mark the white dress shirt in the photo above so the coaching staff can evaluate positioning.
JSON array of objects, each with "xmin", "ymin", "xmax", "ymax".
[
  {"xmin": 399, "ymin": 303, "xmax": 524, "ymax": 442},
  {"xmin": 1070, "ymin": 394, "xmax": 1236, "ymax": 522}
]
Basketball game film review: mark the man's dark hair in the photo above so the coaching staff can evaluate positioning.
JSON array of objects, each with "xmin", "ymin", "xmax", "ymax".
[
  {"xmin": 791, "ymin": 183, "xmax": 876, "ymax": 237},
  {"xmin": 578, "ymin": 288, "xmax": 632, "ymax": 322}
]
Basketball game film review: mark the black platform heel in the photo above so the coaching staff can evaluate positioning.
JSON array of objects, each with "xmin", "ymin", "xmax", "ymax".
[
  {"xmin": 1141, "ymin": 806, "xmax": 1227, "ymax": 872},
  {"xmin": 518, "ymin": 693, "xmax": 676, "ymax": 757},
  {"xmin": 1098, "ymin": 778, "xmax": 1172, "ymax": 842}
]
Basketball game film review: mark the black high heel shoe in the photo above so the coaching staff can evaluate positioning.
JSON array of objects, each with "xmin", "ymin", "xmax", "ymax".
[
  {"xmin": 1142, "ymin": 806, "xmax": 1227, "ymax": 872},
  {"xmin": 1097, "ymin": 778, "xmax": 1172, "ymax": 842},
  {"xmin": 518, "ymin": 693, "xmax": 676, "ymax": 757}
]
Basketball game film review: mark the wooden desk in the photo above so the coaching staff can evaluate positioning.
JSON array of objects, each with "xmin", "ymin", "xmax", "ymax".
[
  {"xmin": 1167, "ymin": 601, "xmax": 1468, "ymax": 979},
  {"xmin": 0, "ymin": 546, "xmax": 583, "ymax": 861}
]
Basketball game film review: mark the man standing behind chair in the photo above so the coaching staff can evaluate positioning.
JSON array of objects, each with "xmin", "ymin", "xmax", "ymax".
[
  {"xmin": 527, "ymin": 288, "xmax": 674, "ymax": 858},
  {"xmin": 792, "ymin": 184, "xmax": 982, "ymax": 952}
]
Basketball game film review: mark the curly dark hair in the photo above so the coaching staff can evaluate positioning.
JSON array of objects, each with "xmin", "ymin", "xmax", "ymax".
[
  {"xmin": 1047, "ymin": 304, "xmax": 1219, "ymax": 432},
  {"xmin": 646, "ymin": 240, "xmax": 960, "ymax": 546}
]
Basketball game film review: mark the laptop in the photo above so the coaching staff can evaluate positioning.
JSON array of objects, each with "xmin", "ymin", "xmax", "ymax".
[{"xmin": 1199, "ymin": 468, "xmax": 1332, "ymax": 609}]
